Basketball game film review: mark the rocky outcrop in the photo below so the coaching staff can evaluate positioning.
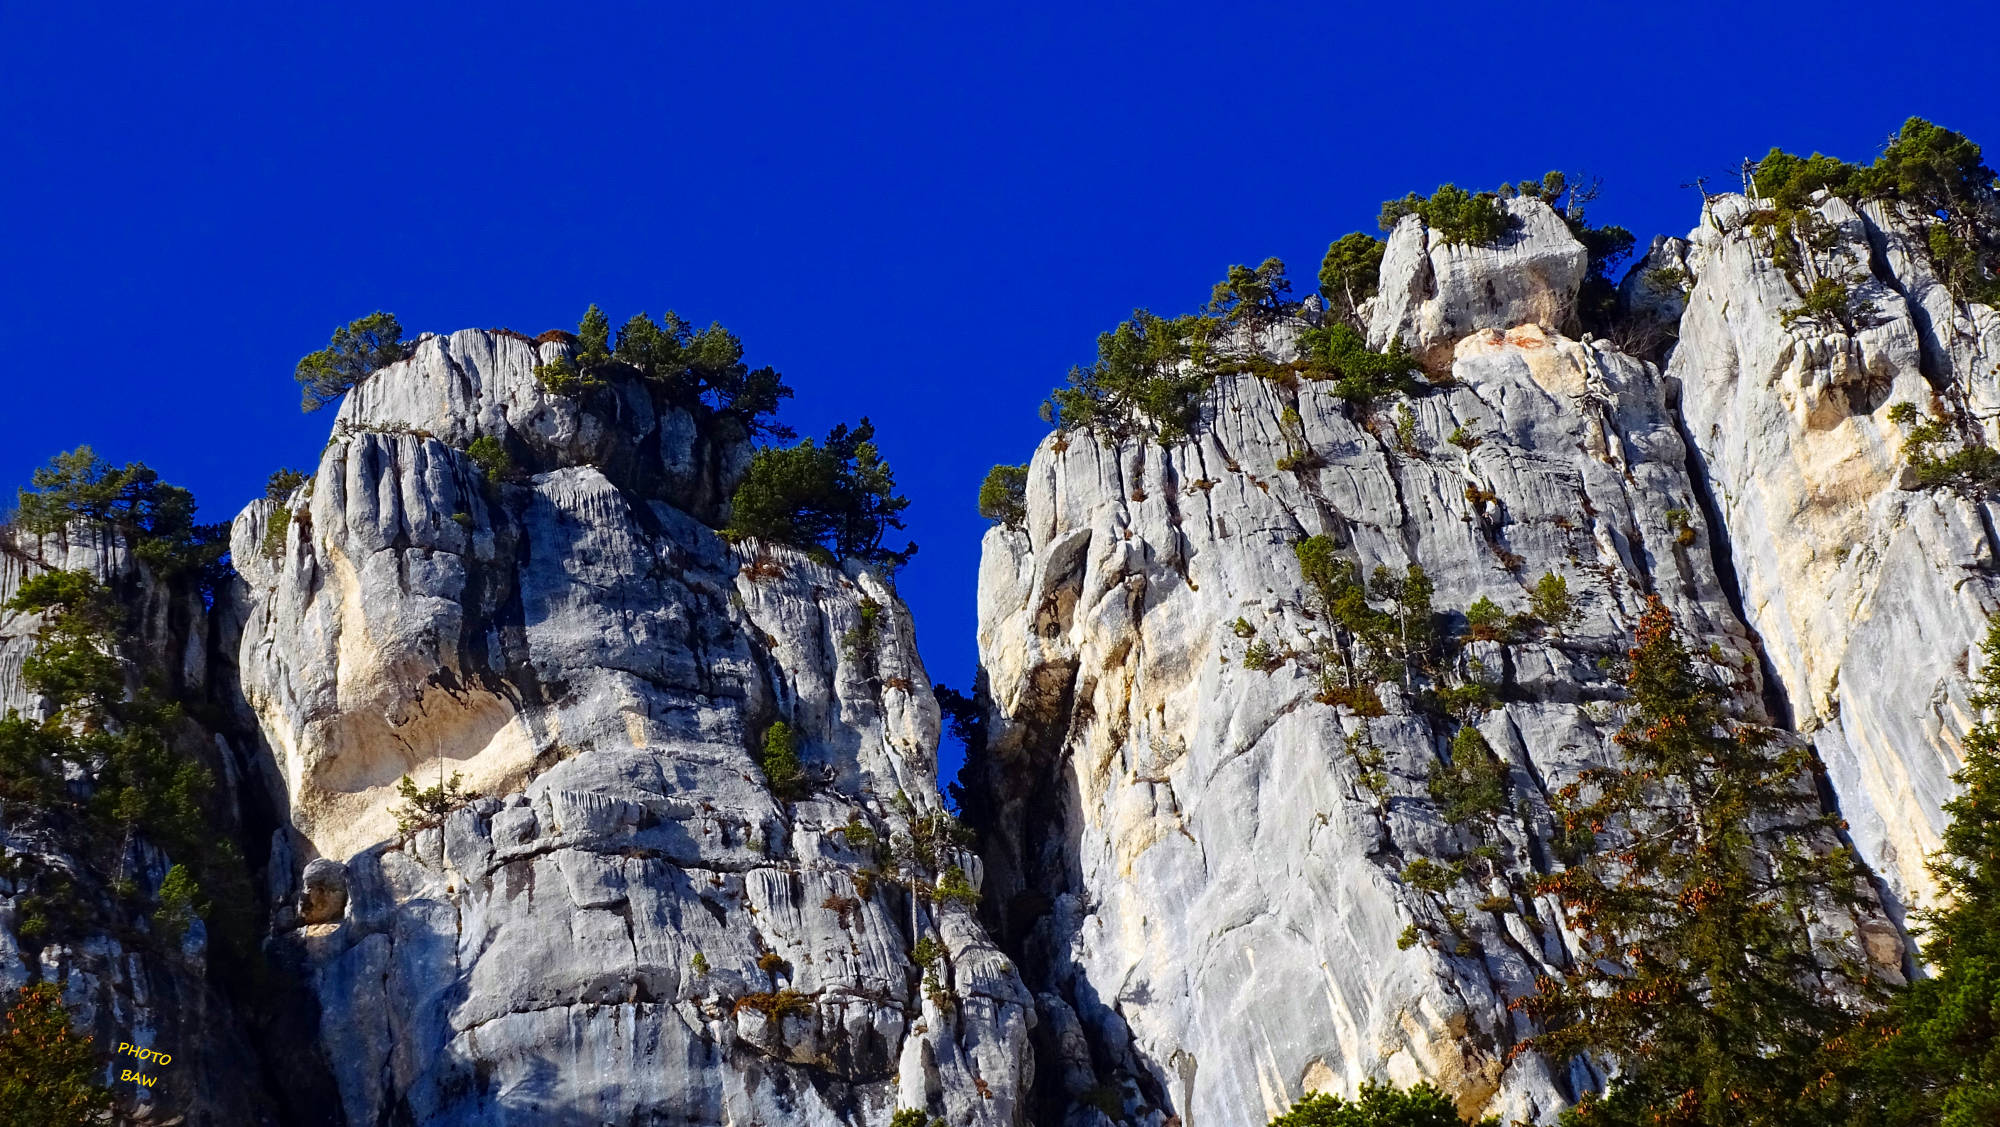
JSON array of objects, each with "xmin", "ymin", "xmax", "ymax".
[
  {"xmin": 0, "ymin": 527, "xmax": 303, "ymax": 1125},
  {"xmin": 1669, "ymin": 191, "xmax": 2000, "ymax": 907},
  {"xmin": 1368, "ymin": 197, "xmax": 1589, "ymax": 368},
  {"xmin": 234, "ymin": 331, "xmax": 1033, "ymax": 1126},
  {"xmin": 968, "ymin": 221, "xmax": 1902, "ymax": 1124}
]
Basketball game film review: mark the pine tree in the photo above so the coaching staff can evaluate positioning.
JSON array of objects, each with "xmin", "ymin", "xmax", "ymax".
[
  {"xmin": 1523, "ymin": 597, "xmax": 1876, "ymax": 1126},
  {"xmin": 294, "ymin": 311, "xmax": 407, "ymax": 411},
  {"xmin": 0, "ymin": 983, "xmax": 113, "ymax": 1127}
]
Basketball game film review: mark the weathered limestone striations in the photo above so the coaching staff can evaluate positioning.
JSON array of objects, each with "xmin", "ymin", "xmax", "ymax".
[
  {"xmin": 1669, "ymin": 191, "xmax": 2000, "ymax": 907},
  {"xmin": 968, "ymin": 205, "xmax": 1904, "ymax": 1125},
  {"xmin": 233, "ymin": 330, "xmax": 1033, "ymax": 1126}
]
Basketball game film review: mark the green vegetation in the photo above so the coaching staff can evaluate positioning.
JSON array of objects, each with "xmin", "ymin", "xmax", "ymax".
[
  {"xmin": 465, "ymin": 435, "xmax": 511, "ymax": 481},
  {"xmin": 1393, "ymin": 404, "xmax": 1420, "ymax": 454},
  {"xmin": 839, "ymin": 596, "xmax": 884, "ymax": 678},
  {"xmin": 1320, "ymin": 232, "xmax": 1386, "ymax": 328},
  {"xmin": 260, "ymin": 470, "xmax": 310, "ymax": 558},
  {"xmin": 1886, "ymin": 401, "xmax": 2000, "ymax": 491},
  {"xmin": 533, "ymin": 304, "xmax": 795, "ymax": 439},
  {"xmin": 1268, "ymin": 1080, "xmax": 1496, "ymax": 1126},
  {"xmin": 1780, "ymin": 277, "xmax": 1873, "ymax": 333},
  {"xmin": 152, "ymin": 862, "xmax": 204, "ymax": 942},
  {"xmin": 933, "ymin": 864, "xmax": 981, "ymax": 907},
  {"xmin": 1754, "ymin": 118, "xmax": 2000, "ymax": 317},
  {"xmin": 9, "ymin": 448, "xmax": 229, "ymax": 587},
  {"xmin": 887, "ymin": 793, "xmax": 977, "ymax": 906},
  {"xmin": 1380, "ymin": 184, "xmax": 1512, "ymax": 246},
  {"xmin": 1529, "ymin": 571, "xmax": 1577, "ymax": 633},
  {"xmin": 726, "ymin": 418, "xmax": 916, "ymax": 569},
  {"xmin": 295, "ymin": 312, "xmax": 408, "ymax": 412},
  {"xmin": 1524, "ymin": 597, "xmax": 1874, "ymax": 1127},
  {"xmin": 0, "ymin": 983, "xmax": 112, "ymax": 1127},
  {"xmin": 532, "ymin": 304, "xmax": 609, "ymax": 395},
  {"xmin": 733, "ymin": 989, "xmax": 812, "ymax": 1020},
  {"xmin": 890, "ymin": 1110, "xmax": 945, "ymax": 1127},
  {"xmin": 1464, "ymin": 596, "xmax": 1508, "ymax": 642},
  {"xmin": 1045, "ymin": 248, "xmax": 1430, "ymax": 442},
  {"xmin": 1298, "ymin": 323, "xmax": 1423, "ymax": 409},
  {"xmin": 1428, "ymin": 726, "xmax": 1509, "ymax": 831},
  {"xmin": 1, "ymin": 570, "xmax": 215, "ymax": 863},
  {"xmin": 260, "ymin": 505, "xmax": 292, "ymax": 558},
  {"xmin": 1044, "ymin": 309, "xmax": 1216, "ymax": 442},
  {"xmin": 613, "ymin": 308, "xmax": 793, "ymax": 439},
  {"xmin": 265, "ymin": 468, "xmax": 309, "ymax": 501},
  {"xmin": 758, "ymin": 721, "xmax": 808, "ymax": 800},
  {"xmin": 390, "ymin": 771, "xmax": 475, "ymax": 833},
  {"xmin": 0, "ymin": 459, "xmax": 258, "ymax": 971},
  {"xmin": 1209, "ymin": 257, "xmax": 1294, "ymax": 326},
  {"xmin": 1242, "ymin": 640, "xmax": 1283, "ymax": 672},
  {"xmin": 978, "ymin": 463, "xmax": 1029, "ymax": 529}
]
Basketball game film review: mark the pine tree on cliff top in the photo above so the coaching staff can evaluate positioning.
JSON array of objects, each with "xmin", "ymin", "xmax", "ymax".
[{"xmin": 1522, "ymin": 597, "xmax": 1877, "ymax": 1127}]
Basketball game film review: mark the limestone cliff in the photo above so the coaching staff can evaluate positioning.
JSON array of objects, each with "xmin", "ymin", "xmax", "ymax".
[
  {"xmin": 1669, "ymin": 192, "xmax": 2000, "ymax": 907},
  {"xmin": 232, "ymin": 330, "xmax": 1033, "ymax": 1126},
  {"xmin": 966, "ymin": 198, "xmax": 1908, "ymax": 1125},
  {"xmin": 1, "ymin": 174, "xmax": 1993, "ymax": 1127},
  {"xmin": 0, "ymin": 526, "xmax": 313, "ymax": 1125}
]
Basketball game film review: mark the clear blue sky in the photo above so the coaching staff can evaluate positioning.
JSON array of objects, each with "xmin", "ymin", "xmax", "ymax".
[{"xmin": 4, "ymin": 3, "xmax": 1995, "ymax": 784}]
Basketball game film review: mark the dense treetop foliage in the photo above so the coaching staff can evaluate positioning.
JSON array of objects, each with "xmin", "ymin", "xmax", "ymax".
[
  {"xmin": 295, "ymin": 311, "xmax": 408, "ymax": 412},
  {"xmin": 9, "ymin": 447, "xmax": 229, "ymax": 592},
  {"xmin": 1379, "ymin": 184, "xmax": 1513, "ymax": 246},
  {"xmin": 726, "ymin": 418, "xmax": 915, "ymax": 569},
  {"xmin": 1043, "ymin": 309, "xmax": 1217, "ymax": 442},
  {"xmin": 534, "ymin": 304, "xmax": 796, "ymax": 441},
  {"xmin": 1318, "ymin": 232, "xmax": 1385, "ymax": 328},
  {"xmin": 977, "ymin": 463, "xmax": 1029, "ymax": 529},
  {"xmin": 1297, "ymin": 323, "xmax": 1423, "ymax": 409},
  {"xmin": 0, "ymin": 454, "xmax": 256, "ymax": 976},
  {"xmin": 1754, "ymin": 117, "xmax": 2000, "ymax": 305}
]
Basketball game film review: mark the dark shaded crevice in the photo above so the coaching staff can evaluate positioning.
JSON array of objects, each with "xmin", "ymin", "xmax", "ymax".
[{"xmin": 1662, "ymin": 376, "xmax": 1793, "ymax": 730}]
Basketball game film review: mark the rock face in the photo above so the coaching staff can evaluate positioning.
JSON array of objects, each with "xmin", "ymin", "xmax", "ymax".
[
  {"xmin": 1669, "ymin": 192, "xmax": 2000, "ymax": 906},
  {"xmin": 233, "ymin": 331, "xmax": 1033, "ymax": 1126},
  {"xmin": 1369, "ymin": 197, "xmax": 1589, "ymax": 368},
  {"xmin": 6, "ymin": 180, "xmax": 1995, "ymax": 1127},
  {"xmin": 967, "ymin": 213, "xmax": 1903, "ymax": 1124},
  {"xmin": 0, "ymin": 527, "xmax": 301, "ymax": 1125}
]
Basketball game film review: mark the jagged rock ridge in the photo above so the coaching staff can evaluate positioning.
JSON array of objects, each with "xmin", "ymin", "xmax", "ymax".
[
  {"xmin": 964, "ymin": 195, "xmax": 1943, "ymax": 1125},
  {"xmin": 232, "ymin": 331, "xmax": 1034, "ymax": 1126}
]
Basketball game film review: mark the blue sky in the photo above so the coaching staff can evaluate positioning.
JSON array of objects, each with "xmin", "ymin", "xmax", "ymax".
[{"xmin": 3, "ymin": 3, "xmax": 1995, "ymax": 784}]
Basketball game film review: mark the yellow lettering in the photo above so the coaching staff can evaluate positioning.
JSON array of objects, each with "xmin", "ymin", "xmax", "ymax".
[
  {"xmin": 120, "ymin": 1070, "xmax": 135, "ymax": 1081},
  {"xmin": 138, "ymin": 1075, "xmax": 157, "ymax": 1088},
  {"xmin": 117, "ymin": 1042, "xmax": 132, "ymax": 1055}
]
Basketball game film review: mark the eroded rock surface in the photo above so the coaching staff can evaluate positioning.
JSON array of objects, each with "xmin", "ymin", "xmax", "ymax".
[
  {"xmin": 236, "ymin": 331, "xmax": 1033, "ymax": 1126},
  {"xmin": 1669, "ymin": 192, "xmax": 2000, "ymax": 905},
  {"xmin": 1368, "ymin": 197, "xmax": 1589, "ymax": 367},
  {"xmin": 968, "ymin": 210, "xmax": 1903, "ymax": 1124},
  {"xmin": 0, "ymin": 528, "xmax": 304, "ymax": 1125}
]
